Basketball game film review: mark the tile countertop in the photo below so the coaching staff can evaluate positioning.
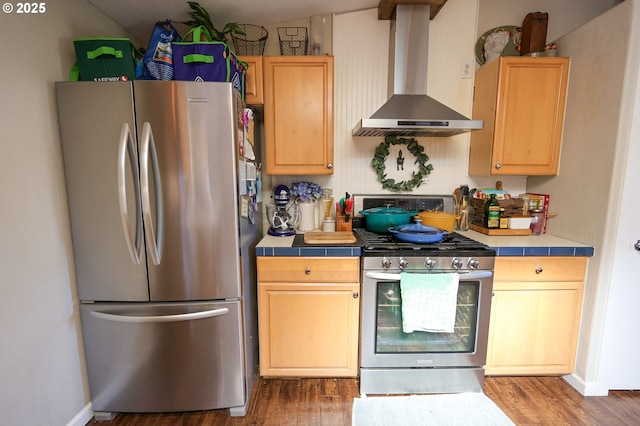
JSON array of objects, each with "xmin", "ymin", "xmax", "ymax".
[
  {"xmin": 464, "ymin": 230, "xmax": 595, "ymax": 257},
  {"xmin": 256, "ymin": 231, "xmax": 595, "ymax": 257},
  {"xmin": 256, "ymin": 235, "xmax": 362, "ymax": 257}
]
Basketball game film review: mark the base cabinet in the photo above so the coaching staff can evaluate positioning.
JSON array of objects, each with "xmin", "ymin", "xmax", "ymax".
[
  {"xmin": 257, "ymin": 257, "xmax": 359, "ymax": 377},
  {"xmin": 486, "ymin": 257, "xmax": 586, "ymax": 375}
]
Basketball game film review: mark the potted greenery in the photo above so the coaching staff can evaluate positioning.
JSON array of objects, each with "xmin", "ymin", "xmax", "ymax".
[{"xmin": 181, "ymin": 1, "xmax": 245, "ymax": 42}]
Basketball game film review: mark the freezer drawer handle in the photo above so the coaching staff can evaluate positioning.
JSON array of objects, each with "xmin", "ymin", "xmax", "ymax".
[
  {"xmin": 365, "ymin": 271, "xmax": 493, "ymax": 281},
  {"xmin": 90, "ymin": 307, "xmax": 229, "ymax": 323},
  {"xmin": 140, "ymin": 122, "xmax": 164, "ymax": 265},
  {"xmin": 117, "ymin": 123, "xmax": 143, "ymax": 265}
]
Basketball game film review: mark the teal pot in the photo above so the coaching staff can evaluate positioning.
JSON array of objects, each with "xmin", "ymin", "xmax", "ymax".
[{"xmin": 359, "ymin": 207, "xmax": 418, "ymax": 233}]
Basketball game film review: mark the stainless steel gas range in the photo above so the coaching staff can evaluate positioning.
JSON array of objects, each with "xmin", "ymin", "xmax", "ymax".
[{"xmin": 354, "ymin": 195, "xmax": 496, "ymax": 395}]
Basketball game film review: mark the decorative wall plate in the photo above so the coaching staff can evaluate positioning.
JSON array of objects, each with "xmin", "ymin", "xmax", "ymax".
[{"xmin": 475, "ymin": 25, "xmax": 522, "ymax": 65}]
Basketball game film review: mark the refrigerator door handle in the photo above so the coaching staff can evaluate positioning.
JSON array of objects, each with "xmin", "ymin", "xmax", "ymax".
[
  {"xmin": 117, "ymin": 123, "xmax": 143, "ymax": 265},
  {"xmin": 140, "ymin": 122, "xmax": 164, "ymax": 265},
  {"xmin": 90, "ymin": 307, "xmax": 230, "ymax": 323}
]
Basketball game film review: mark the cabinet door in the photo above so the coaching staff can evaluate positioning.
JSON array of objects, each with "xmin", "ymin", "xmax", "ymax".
[
  {"xmin": 263, "ymin": 56, "xmax": 334, "ymax": 175},
  {"xmin": 469, "ymin": 57, "xmax": 570, "ymax": 176},
  {"xmin": 258, "ymin": 281, "xmax": 359, "ymax": 377},
  {"xmin": 486, "ymin": 281, "xmax": 584, "ymax": 375},
  {"xmin": 239, "ymin": 56, "xmax": 263, "ymax": 105},
  {"xmin": 487, "ymin": 257, "xmax": 586, "ymax": 375}
]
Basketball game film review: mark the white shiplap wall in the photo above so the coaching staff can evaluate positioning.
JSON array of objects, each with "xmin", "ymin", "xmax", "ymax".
[{"xmin": 269, "ymin": 0, "xmax": 527, "ymax": 208}]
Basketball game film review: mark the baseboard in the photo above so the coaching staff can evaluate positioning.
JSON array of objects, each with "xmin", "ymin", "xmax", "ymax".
[
  {"xmin": 66, "ymin": 402, "xmax": 93, "ymax": 426},
  {"xmin": 563, "ymin": 373, "xmax": 609, "ymax": 396}
]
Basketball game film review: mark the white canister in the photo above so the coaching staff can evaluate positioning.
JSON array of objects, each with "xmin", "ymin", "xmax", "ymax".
[{"xmin": 322, "ymin": 218, "xmax": 336, "ymax": 232}]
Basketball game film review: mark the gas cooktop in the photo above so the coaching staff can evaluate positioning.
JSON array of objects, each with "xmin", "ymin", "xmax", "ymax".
[{"xmin": 354, "ymin": 228, "xmax": 495, "ymax": 257}]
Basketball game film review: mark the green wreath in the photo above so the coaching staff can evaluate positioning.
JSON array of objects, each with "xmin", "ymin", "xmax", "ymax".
[{"xmin": 371, "ymin": 135, "xmax": 434, "ymax": 192}]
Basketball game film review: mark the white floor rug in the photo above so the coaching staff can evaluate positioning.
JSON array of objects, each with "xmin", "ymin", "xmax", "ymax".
[{"xmin": 352, "ymin": 392, "xmax": 515, "ymax": 426}]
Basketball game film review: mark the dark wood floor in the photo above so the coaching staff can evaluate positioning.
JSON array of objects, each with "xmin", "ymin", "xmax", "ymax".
[{"xmin": 88, "ymin": 376, "xmax": 640, "ymax": 425}]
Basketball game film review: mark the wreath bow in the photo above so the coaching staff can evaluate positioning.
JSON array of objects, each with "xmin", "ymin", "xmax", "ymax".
[{"xmin": 371, "ymin": 136, "xmax": 434, "ymax": 192}]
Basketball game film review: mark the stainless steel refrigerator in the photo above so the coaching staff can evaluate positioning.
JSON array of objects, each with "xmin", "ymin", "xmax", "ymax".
[{"xmin": 56, "ymin": 81, "xmax": 260, "ymax": 418}]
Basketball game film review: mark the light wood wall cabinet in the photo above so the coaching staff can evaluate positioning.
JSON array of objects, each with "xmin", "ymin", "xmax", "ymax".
[
  {"xmin": 486, "ymin": 256, "xmax": 586, "ymax": 376},
  {"xmin": 257, "ymin": 257, "xmax": 359, "ymax": 377},
  {"xmin": 263, "ymin": 56, "xmax": 334, "ymax": 175},
  {"xmin": 239, "ymin": 56, "xmax": 263, "ymax": 105},
  {"xmin": 469, "ymin": 57, "xmax": 570, "ymax": 176}
]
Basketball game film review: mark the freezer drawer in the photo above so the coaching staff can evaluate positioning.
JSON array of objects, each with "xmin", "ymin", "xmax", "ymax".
[{"xmin": 80, "ymin": 301, "xmax": 245, "ymax": 413}]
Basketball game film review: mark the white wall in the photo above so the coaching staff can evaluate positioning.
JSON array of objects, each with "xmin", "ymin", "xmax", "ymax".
[
  {"xmin": 527, "ymin": 0, "xmax": 639, "ymax": 395},
  {"xmin": 478, "ymin": 0, "xmax": 621, "ymax": 42},
  {"xmin": 0, "ymin": 2, "xmax": 129, "ymax": 425},
  {"xmin": 598, "ymin": 1, "xmax": 640, "ymax": 390}
]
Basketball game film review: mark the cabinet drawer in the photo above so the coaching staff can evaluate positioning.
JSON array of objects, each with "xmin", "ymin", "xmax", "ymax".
[
  {"xmin": 495, "ymin": 257, "xmax": 587, "ymax": 282},
  {"xmin": 257, "ymin": 257, "xmax": 359, "ymax": 283}
]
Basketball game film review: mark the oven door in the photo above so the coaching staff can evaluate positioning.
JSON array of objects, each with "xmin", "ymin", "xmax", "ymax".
[{"xmin": 360, "ymin": 270, "xmax": 493, "ymax": 369}]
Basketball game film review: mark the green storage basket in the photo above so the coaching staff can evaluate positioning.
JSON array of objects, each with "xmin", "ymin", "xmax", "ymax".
[{"xmin": 73, "ymin": 38, "xmax": 139, "ymax": 81}]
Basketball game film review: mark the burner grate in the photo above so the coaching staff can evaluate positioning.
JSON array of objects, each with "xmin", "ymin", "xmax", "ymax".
[{"xmin": 354, "ymin": 228, "xmax": 495, "ymax": 256}]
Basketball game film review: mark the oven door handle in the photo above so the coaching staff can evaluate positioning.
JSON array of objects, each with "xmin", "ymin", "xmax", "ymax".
[{"xmin": 365, "ymin": 271, "xmax": 493, "ymax": 281}]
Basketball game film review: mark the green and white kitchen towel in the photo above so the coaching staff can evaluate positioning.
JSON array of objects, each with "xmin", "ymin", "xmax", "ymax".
[{"xmin": 400, "ymin": 273, "xmax": 459, "ymax": 333}]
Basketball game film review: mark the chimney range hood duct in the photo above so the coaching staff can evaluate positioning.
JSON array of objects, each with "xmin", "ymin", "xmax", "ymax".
[{"xmin": 353, "ymin": 4, "xmax": 483, "ymax": 137}]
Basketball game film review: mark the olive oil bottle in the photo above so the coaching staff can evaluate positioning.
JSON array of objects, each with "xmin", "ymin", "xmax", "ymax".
[{"xmin": 484, "ymin": 194, "xmax": 500, "ymax": 229}]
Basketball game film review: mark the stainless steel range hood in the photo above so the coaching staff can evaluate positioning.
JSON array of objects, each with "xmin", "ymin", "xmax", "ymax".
[{"xmin": 353, "ymin": 4, "xmax": 483, "ymax": 137}]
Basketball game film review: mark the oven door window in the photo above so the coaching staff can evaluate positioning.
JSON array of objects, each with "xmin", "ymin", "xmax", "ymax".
[{"xmin": 376, "ymin": 280, "xmax": 479, "ymax": 353}]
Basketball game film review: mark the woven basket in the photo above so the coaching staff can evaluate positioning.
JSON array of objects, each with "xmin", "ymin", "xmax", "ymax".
[{"xmin": 231, "ymin": 24, "xmax": 268, "ymax": 55}]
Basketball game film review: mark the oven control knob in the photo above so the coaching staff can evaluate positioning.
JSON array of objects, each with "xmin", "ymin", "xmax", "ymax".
[
  {"xmin": 424, "ymin": 258, "xmax": 436, "ymax": 269},
  {"xmin": 381, "ymin": 257, "xmax": 392, "ymax": 269},
  {"xmin": 451, "ymin": 258, "xmax": 463, "ymax": 269},
  {"xmin": 398, "ymin": 258, "xmax": 409, "ymax": 269},
  {"xmin": 468, "ymin": 259, "xmax": 480, "ymax": 269}
]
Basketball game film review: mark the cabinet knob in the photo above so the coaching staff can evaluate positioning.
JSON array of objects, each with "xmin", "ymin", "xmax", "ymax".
[
  {"xmin": 495, "ymin": 163, "xmax": 502, "ymax": 169},
  {"xmin": 353, "ymin": 291, "xmax": 359, "ymax": 299},
  {"xmin": 535, "ymin": 266, "xmax": 543, "ymax": 274},
  {"xmin": 635, "ymin": 240, "xmax": 640, "ymax": 251},
  {"xmin": 327, "ymin": 163, "xmax": 333, "ymax": 169},
  {"xmin": 305, "ymin": 268, "xmax": 311, "ymax": 275}
]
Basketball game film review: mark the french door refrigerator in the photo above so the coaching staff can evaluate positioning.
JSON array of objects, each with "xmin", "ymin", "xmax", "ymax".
[{"xmin": 56, "ymin": 81, "xmax": 259, "ymax": 418}]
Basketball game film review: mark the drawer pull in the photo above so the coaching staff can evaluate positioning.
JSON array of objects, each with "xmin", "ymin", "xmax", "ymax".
[
  {"xmin": 535, "ymin": 267, "xmax": 543, "ymax": 274},
  {"xmin": 305, "ymin": 268, "xmax": 311, "ymax": 275}
]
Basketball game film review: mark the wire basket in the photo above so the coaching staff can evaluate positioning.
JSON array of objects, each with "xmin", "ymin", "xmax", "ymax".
[
  {"xmin": 277, "ymin": 27, "xmax": 308, "ymax": 55},
  {"xmin": 230, "ymin": 24, "xmax": 268, "ymax": 55}
]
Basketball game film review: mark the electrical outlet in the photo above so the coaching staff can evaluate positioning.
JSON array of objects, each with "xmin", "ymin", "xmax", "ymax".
[{"xmin": 460, "ymin": 59, "xmax": 474, "ymax": 79}]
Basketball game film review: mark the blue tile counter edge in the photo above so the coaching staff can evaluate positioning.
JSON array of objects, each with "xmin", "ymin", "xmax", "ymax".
[
  {"xmin": 256, "ymin": 231, "xmax": 595, "ymax": 258},
  {"xmin": 256, "ymin": 235, "xmax": 361, "ymax": 257},
  {"xmin": 465, "ymin": 230, "xmax": 595, "ymax": 257}
]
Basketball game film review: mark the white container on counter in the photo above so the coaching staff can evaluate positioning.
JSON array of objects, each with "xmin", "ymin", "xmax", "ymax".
[
  {"xmin": 507, "ymin": 216, "xmax": 533, "ymax": 230},
  {"xmin": 322, "ymin": 218, "xmax": 336, "ymax": 232}
]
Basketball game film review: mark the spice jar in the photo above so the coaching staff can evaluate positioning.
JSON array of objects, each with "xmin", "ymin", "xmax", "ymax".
[
  {"xmin": 529, "ymin": 210, "xmax": 545, "ymax": 235},
  {"xmin": 322, "ymin": 217, "xmax": 336, "ymax": 232},
  {"xmin": 499, "ymin": 208, "xmax": 508, "ymax": 229}
]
